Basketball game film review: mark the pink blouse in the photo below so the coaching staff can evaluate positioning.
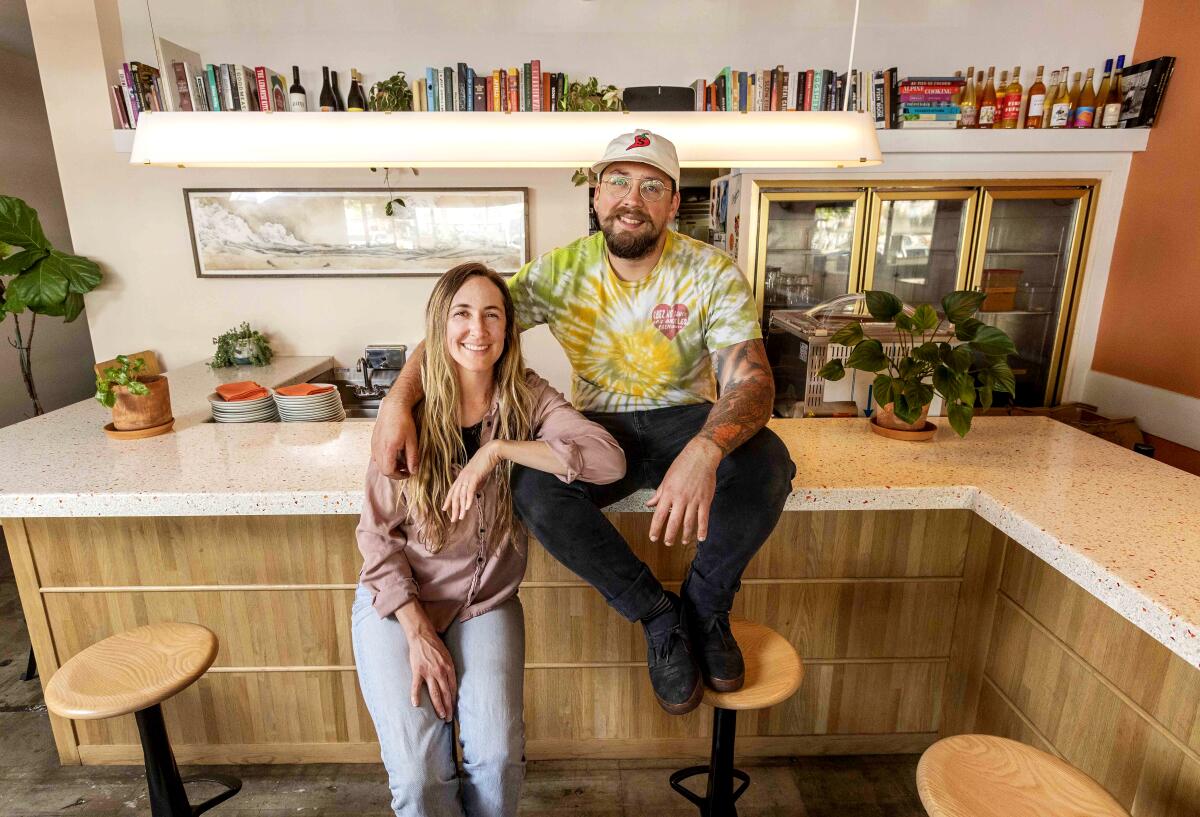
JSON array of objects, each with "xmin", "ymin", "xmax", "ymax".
[{"xmin": 356, "ymin": 370, "xmax": 626, "ymax": 631}]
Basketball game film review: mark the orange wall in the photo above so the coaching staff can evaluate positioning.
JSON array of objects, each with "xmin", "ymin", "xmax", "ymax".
[{"xmin": 1092, "ymin": 0, "xmax": 1200, "ymax": 399}]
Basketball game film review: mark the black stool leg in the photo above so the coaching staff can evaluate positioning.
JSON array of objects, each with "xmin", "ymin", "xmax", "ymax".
[
  {"xmin": 669, "ymin": 707, "xmax": 751, "ymax": 817},
  {"xmin": 134, "ymin": 704, "xmax": 241, "ymax": 817}
]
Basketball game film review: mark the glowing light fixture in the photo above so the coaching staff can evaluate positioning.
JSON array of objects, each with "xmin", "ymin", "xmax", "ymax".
[{"xmin": 131, "ymin": 0, "xmax": 879, "ymax": 169}]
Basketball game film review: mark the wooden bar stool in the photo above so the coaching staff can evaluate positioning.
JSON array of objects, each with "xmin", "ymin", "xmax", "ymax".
[
  {"xmin": 917, "ymin": 734, "xmax": 1130, "ymax": 817},
  {"xmin": 670, "ymin": 618, "xmax": 804, "ymax": 816},
  {"xmin": 44, "ymin": 622, "xmax": 242, "ymax": 817}
]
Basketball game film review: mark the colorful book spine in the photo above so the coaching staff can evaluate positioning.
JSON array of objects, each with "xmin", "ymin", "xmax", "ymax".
[
  {"xmin": 901, "ymin": 104, "xmax": 960, "ymax": 114},
  {"xmin": 737, "ymin": 72, "xmax": 747, "ymax": 112},
  {"xmin": 507, "ymin": 67, "xmax": 519, "ymax": 112},
  {"xmin": 542, "ymin": 72, "xmax": 552, "ymax": 111},
  {"xmin": 810, "ymin": 69, "xmax": 824, "ymax": 111},
  {"xmin": 204, "ymin": 65, "xmax": 220, "ymax": 112},
  {"xmin": 492, "ymin": 70, "xmax": 502, "ymax": 111},
  {"xmin": 425, "ymin": 68, "xmax": 437, "ymax": 111},
  {"xmin": 531, "ymin": 60, "xmax": 541, "ymax": 111},
  {"xmin": 472, "ymin": 74, "xmax": 486, "ymax": 111},
  {"xmin": 110, "ymin": 84, "xmax": 131, "ymax": 127},
  {"xmin": 902, "ymin": 112, "xmax": 959, "ymax": 120},
  {"xmin": 457, "ymin": 63, "xmax": 469, "ymax": 111},
  {"xmin": 521, "ymin": 62, "xmax": 530, "ymax": 112},
  {"xmin": 254, "ymin": 67, "xmax": 271, "ymax": 111},
  {"xmin": 171, "ymin": 62, "xmax": 193, "ymax": 111},
  {"xmin": 120, "ymin": 64, "xmax": 141, "ymax": 125}
]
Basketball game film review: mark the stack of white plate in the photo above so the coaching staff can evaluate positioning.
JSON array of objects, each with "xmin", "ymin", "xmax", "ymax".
[
  {"xmin": 274, "ymin": 386, "xmax": 346, "ymax": 422},
  {"xmin": 209, "ymin": 390, "xmax": 279, "ymax": 423}
]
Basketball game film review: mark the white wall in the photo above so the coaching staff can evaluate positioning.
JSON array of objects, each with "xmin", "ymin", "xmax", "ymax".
[
  {"xmin": 29, "ymin": 0, "xmax": 1143, "ymax": 398},
  {"xmin": 0, "ymin": 35, "xmax": 97, "ymax": 428}
]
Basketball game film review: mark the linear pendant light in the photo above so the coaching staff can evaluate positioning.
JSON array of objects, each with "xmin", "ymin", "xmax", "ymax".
[
  {"xmin": 131, "ymin": 0, "xmax": 880, "ymax": 169},
  {"xmin": 130, "ymin": 110, "xmax": 882, "ymax": 168}
]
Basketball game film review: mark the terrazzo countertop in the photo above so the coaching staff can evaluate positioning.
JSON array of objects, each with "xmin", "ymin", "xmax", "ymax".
[{"xmin": 1, "ymin": 356, "xmax": 1198, "ymax": 666}]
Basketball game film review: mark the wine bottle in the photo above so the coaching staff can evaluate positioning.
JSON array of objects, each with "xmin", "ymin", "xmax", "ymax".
[
  {"xmin": 331, "ymin": 70, "xmax": 346, "ymax": 111},
  {"xmin": 1093, "ymin": 58, "xmax": 1113, "ymax": 128},
  {"xmin": 995, "ymin": 69, "xmax": 1009, "ymax": 124},
  {"xmin": 1025, "ymin": 65, "xmax": 1046, "ymax": 128},
  {"xmin": 960, "ymin": 65, "xmax": 978, "ymax": 128},
  {"xmin": 1066, "ymin": 71, "xmax": 1082, "ymax": 126},
  {"xmin": 979, "ymin": 67, "xmax": 997, "ymax": 128},
  {"xmin": 1049, "ymin": 66, "xmax": 1071, "ymax": 128},
  {"xmin": 1041, "ymin": 70, "xmax": 1059, "ymax": 128},
  {"xmin": 347, "ymin": 68, "xmax": 366, "ymax": 112},
  {"xmin": 319, "ymin": 66, "xmax": 335, "ymax": 112},
  {"xmin": 1072, "ymin": 68, "xmax": 1097, "ymax": 128},
  {"xmin": 1101, "ymin": 54, "xmax": 1125, "ymax": 128},
  {"xmin": 289, "ymin": 65, "xmax": 307, "ymax": 112},
  {"xmin": 1001, "ymin": 66, "xmax": 1022, "ymax": 128}
]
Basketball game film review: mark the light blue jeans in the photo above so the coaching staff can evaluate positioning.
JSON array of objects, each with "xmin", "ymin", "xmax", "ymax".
[{"xmin": 352, "ymin": 585, "xmax": 526, "ymax": 817}]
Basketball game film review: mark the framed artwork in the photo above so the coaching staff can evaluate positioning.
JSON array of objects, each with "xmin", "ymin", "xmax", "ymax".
[{"xmin": 183, "ymin": 188, "xmax": 529, "ymax": 278}]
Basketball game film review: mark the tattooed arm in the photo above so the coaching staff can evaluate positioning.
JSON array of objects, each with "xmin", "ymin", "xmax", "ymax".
[
  {"xmin": 646, "ymin": 338, "xmax": 775, "ymax": 546},
  {"xmin": 696, "ymin": 338, "xmax": 775, "ymax": 455}
]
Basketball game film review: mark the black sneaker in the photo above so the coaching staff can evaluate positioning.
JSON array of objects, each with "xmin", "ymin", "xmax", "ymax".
[
  {"xmin": 642, "ymin": 592, "xmax": 703, "ymax": 715},
  {"xmin": 690, "ymin": 611, "xmax": 745, "ymax": 692}
]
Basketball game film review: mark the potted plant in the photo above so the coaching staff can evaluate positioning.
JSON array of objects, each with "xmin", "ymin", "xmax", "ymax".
[
  {"xmin": 0, "ymin": 195, "xmax": 103, "ymax": 417},
  {"xmin": 211, "ymin": 322, "xmax": 273, "ymax": 368},
  {"xmin": 817, "ymin": 290, "xmax": 1017, "ymax": 438},
  {"xmin": 368, "ymin": 71, "xmax": 414, "ymax": 112},
  {"xmin": 95, "ymin": 354, "xmax": 173, "ymax": 431}
]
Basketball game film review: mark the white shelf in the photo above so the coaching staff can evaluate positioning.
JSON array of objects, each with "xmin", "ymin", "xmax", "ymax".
[{"xmin": 110, "ymin": 113, "xmax": 1151, "ymax": 159}]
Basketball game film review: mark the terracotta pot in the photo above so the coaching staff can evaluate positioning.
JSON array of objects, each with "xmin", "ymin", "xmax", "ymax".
[
  {"xmin": 874, "ymin": 401, "xmax": 931, "ymax": 432},
  {"xmin": 111, "ymin": 375, "xmax": 173, "ymax": 431}
]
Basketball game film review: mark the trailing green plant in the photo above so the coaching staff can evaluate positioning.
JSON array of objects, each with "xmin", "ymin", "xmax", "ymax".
[
  {"xmin": 94, "ymin": 354, "xmax": 150, "ymax": 408},
  {"xmin": 0, "ymin": 195, "xmax": 103, "ymax": 416},
  {"xmin": 210, "ymin": 322, "xmax": 274, "ymax": 368},
  {"xmin": 368, "ymin": 71, "xmax": 414, "ymax": 112},
  {"xmin": 817, "ymin": 290, "xmax": 1017, "ymax": 437},
  {"xmin": 559, "ymin": 77, "xmax": 623, "ymax": 112}
]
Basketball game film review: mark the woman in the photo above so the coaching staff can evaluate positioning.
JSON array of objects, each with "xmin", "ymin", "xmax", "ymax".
[{"xmin": 353, "ymin": 262, "xmax": 625, "ymax": 817}]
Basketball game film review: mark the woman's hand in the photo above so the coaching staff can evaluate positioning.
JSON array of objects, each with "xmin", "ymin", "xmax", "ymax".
[
  {"xmin": 442, "ymin": 440, "xmax": 505, "ymax": 522},
  {"xmin": 397, "ymin": 604, "xmax": 458, "ymax": 720}
]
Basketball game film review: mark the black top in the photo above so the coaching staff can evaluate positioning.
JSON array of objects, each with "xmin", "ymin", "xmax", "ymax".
[{"xmin": 460, "ymin": 421, "xmax": 483, "ymax": 463}]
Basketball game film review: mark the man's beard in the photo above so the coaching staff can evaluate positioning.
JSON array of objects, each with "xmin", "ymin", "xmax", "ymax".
[{"xmin": 601, "ymin": 210, "xmax": 663, "ymax": 260}]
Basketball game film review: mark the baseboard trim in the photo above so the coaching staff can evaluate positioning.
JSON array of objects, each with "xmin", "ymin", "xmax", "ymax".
[{"xmin": 1083, "ymin": 370, "xmax": 1200, "ymax": 451}]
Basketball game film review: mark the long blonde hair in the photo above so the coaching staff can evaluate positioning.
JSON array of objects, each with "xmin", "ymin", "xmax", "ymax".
[{"xmin": 404, "ymin": 263, "xmax": 532, "ymax": 553}]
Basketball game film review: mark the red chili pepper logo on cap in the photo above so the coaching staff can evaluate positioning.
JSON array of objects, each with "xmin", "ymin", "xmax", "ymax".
[{"xmin": 627, "ymin": 133, "xmax": 651, "ymax": 150}]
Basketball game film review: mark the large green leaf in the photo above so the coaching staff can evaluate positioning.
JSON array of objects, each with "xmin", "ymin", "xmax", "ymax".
[
  {"xmin": 8, "ymin": 263, "xmax": 68, "ymax": 309},
  {"xmin": 969, "ymin": 325, "xmax": 1017, "ymax": 357},
  {"xmin": 865, "ymin": 290, "xmax": 904, "ymax": 321},
  {"xmin": 912, "ymin": 303, "xmax": 940, "ymax": 333},
  {"xmin": 913, "ymin": 341, "xmax": 941, "ymax": 365},
  {"xmin": 932, "ymin": 365, "xmax": 958, "ymax": 402},
  {"xmin": 892, "ymin": 392, "xmax": 924, "ymax": 425},
  {"xmin": 903, "ymin": 380, "xmax": 934, "ymax": 409},
  {"xmin": 989, "ymin": 359, "xmax": 1017, "ymax": 394},
  {"xmin": 0, "ymin": 247, "xmax": 48, "ymax": 277},
  {"xmin": 942, "ymin": 290, "xmax": 987, "ymax": 324},
  {"xmin": 62, "ymin": 291, "xmax": 85, "ymax": 322},
  {"xmin": 947, "ymin": 401, "xmax": 973, "ymax": 437},
  {"xmin": 873, "ymin": 373, "xmax": 894, "ymax": 407},
  {"xmin": 845, "ymin": 338, "xmax": 888, "ymax": 372},
  {"xmin": 978, "ymin": 383, "xmax": 994, "ymax": 411},
  {"xmin": 954, "ymin": 317, "xmax": 983, "ymax": 342},
  {"xmin": 895, "ymin": 313, "xmax": 916, "ymax": 333},
  {"xmin": 0, "ymin": 196, "xmax": 48, "ymax": 249},
  {"xmin": 43, "ymin": 250, "xmax": 102, "ymax": 294},
  {"xmin": 959, "ymin": 377, "xmax": 977, "ymax": 405},
  {"xmin": 817, "ymin": 358, "xmax": 846, "ymax": 381},
  {"xmin": 829, "ymin": 322, "xmax": 864, "ymax": 346}
]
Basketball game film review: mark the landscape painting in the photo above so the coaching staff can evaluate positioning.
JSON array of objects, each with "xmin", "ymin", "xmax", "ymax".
[{"xmin": 184, "ymin": 188, "xmax": 528, "ymax": 277}]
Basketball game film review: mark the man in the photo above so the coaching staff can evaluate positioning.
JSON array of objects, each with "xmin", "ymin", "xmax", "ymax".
[{"xmin": 371, "ymin": 130, "xmax": 795, "ymax": 715}]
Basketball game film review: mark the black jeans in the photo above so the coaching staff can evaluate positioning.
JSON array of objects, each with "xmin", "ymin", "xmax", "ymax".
[{"xmin": 511, "ymin": 403, "xmax": 796, "ymax": 623}]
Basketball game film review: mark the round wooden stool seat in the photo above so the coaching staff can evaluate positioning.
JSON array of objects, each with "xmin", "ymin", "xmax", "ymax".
[
  {"xmin": 45, "ymin": 622, "xmax": 218, "ymax": 720},
  {"xmin": 702, "ymin": 618, "xmax": 804, "ymax": 710},
  {"xmin": 917, "ymin": 734, "xmax": 1130, "ymax": 817}
]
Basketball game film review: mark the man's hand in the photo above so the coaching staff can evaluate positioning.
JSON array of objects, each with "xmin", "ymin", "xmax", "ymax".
[
  {"xmin": 646, "ymin": 438, "xmax": 721, "ymax": 546},
  {"xmin": 371, "ymin": 397, "xmax": 419, "ymax": 479}
]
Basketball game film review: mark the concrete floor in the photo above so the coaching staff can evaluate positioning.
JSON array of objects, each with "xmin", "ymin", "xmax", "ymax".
[{"xmin": 0, "ymin": 530, "xmax": 925, "ymax": 816}]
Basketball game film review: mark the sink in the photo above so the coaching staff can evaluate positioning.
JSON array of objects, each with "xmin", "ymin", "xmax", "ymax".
[{"xmin": 307, "ymin": 369, "xmax": 385, "ymax": 417}]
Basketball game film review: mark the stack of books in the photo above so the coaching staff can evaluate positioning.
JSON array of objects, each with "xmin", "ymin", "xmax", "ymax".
[
  {"xmin": 898, "ymin": 76, "xmax": 965, "ymax": 129},
  {"xmin": 113, "ymin": 61, "xmax": 289, "ymax": 127},
  {"xmin": 414, "ymin": 61, "xmax": 568, "ymax": 112},
  {"xmin": 692, "ymin": 67, "xmax": 863, "ymax": 112}
]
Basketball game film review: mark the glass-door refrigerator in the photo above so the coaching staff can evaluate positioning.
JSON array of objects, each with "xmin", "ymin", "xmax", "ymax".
[{"xmin": 970, "ymin": 187, "xmax": 1093, "ymax": 407}]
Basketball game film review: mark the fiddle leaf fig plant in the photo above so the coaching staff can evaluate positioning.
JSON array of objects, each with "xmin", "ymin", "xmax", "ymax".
[
  {"xmin": 817, "ymin": 290, "xmax": 1017, "ymax": 437},
  {"xmin": 0, "ymin": 195, "xmax": 103, "ymax": 416}
]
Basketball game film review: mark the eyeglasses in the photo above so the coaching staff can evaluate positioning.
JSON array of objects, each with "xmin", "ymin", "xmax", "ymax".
[{"xmin": 600, "ymin": 174, "xmax": 672, "ymax": 203}]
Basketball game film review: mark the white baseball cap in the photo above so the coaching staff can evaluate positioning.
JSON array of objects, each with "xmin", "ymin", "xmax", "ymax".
[{"xmin": 591, "ymin": 130, "xmax": 680, "ymax": 186}]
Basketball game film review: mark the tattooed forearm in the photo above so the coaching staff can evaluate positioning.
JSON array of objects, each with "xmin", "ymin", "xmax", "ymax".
[{"xmin": 696, "ymin": 339, "xmax": 775, "ymax": 456}]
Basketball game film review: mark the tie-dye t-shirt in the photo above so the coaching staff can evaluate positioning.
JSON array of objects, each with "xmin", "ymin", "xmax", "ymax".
[{"xmin": 508, "ymin": 230, "xmax": 761, "ymax": 413}]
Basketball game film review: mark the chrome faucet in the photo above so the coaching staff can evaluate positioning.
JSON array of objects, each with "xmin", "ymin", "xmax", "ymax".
[{"xmin": 354, "ymin": 345, "xmax": 407, "ymax": 398}]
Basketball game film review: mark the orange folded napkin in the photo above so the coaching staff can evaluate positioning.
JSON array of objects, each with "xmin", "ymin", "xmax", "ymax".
[
  {"xmin": 274, "ymin": 383, "xmax": 336, "ymax": 397},
  {"xmin": 216, "ymin": 381, "xmax": 269, "ymax": 402}
]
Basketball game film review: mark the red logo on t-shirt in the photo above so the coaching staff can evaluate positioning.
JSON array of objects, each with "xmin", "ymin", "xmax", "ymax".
[{"xmin": 651, "ymin": 303, "xmax": 689, "ymax": 340}]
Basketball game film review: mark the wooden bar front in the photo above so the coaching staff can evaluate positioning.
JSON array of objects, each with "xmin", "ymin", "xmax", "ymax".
[{"xmin": 6, "ymin": 509, "xmax": 1198, "ymax": 815}]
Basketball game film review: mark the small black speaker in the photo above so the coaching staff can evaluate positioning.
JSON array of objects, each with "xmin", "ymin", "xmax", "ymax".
[{"xmin": 622, "ymin": 86, "xmax": 695, "ymax": 112}]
